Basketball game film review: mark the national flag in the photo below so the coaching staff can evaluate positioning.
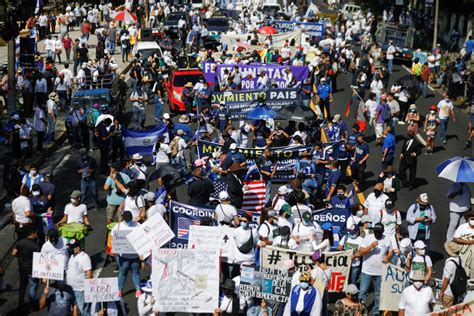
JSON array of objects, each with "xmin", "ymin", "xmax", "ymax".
[
  {"xmin": 345, "ymin": 186, "xmax": 355, "ymax": 209},
  {"xmin": 211, "ymin": 179, "xmax": 228, "ymax": 200},
  {"xmin": 242, "ymin": 180, "xmax": 267, "ymax": 212},
  {"xmin": 244, "ymin": 160, "xmax": 260, "ymax": 181},
  {"xmin": 177, "ymin": 217, "xmax": 200, "ymax": 240},
  {"xmin": 123, "ymin": 125, "xmax": 168, "ymax": 156}
]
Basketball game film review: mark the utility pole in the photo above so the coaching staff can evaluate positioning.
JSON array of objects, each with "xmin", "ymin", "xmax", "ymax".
[
  {"xmin": 7, "ymin": 38, "xmax": 16, "ymax": 115},
  {"xmin": 432, "ymin": 0, "xmax": 440, "ymax": 49}
]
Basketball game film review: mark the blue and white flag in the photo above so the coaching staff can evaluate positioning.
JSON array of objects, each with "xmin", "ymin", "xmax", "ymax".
[
  {"xmin": 345, "ymin": 187, "xmax": 355, "ymax": 209},
  {"xmin": 35, "ymin": 0, "xmax": 43, "ymax": 15},
  {"xmin": 123, "ymin": 125, "xmax": 167, "ymax": 156}
]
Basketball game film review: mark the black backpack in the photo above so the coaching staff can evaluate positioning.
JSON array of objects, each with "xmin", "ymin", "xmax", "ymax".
[{"xmin": 450, "ymin": 257, "xmax": 468, "ymax": 300}]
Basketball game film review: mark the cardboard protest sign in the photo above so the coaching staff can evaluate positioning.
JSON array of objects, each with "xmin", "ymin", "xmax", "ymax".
[
  {"xmin": 111, "ymin": 229, "xmax": 136, "ymax": 255},
  {"xmin": 188, "ymin": 225, "xmax": 236, "ymax": 262},
  {"xmin": 84, "ymin": 277, "xmax": 120, "ymax": 303},
  {"xmin": 126, "ymin": 212, "xmax": 175, "ymax": 258},
  {"xmin": 32, "ymin": 252, "xmax": 65, "ymax": 280},
  {"xmin": 460, "ymin": 244, "xmax": 474, "ymax": 279},
  {"xmin": 260, "ymin": 246, "xmax": 352, "ymax": 292},
  {"xmin": 152, "ymin": 248, "xmax": 219, "ymax": 313},
  {"xmin": 429, "ymin": 300, "xmax": 474, "ymax": 315},
  {"xmin": 379, "ymin": 263, "xmax": 410, "ymax": 311},
  {"xmin": 239, "ymin": 265, "xmax": 293, "ymax": 303}
]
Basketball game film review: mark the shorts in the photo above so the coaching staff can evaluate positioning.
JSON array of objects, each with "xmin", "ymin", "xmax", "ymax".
[
  {"xmin": 106, "ymin": 204, "xmax": 120, "ymax": 222},
  {"xmin": 357, "ymin": 120, "xmax": 367, "ymax": 132},
  {"xmin": 375, "ymin": 123, "xmax": 384, "ymax": 138}
]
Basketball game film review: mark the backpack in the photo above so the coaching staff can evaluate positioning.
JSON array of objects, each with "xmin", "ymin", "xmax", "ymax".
[
  {"xmin": 449, "ymin": 257, "xmax": 468, "ymax": 300},
  {"xmin": 169, "ymin": 136, "xmax": 180, "ymax": 157},
  {"xmin": 381, "ymin": 104, "xmax": 392, "ymax": 123},
  {"xmin": 86, "ymin": 109, "xmax": 97, "ymax": 128}
]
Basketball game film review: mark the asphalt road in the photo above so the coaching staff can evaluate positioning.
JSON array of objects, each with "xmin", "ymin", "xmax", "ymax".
[{"xmin": 0, "ymin": 62, "xmax": 472, "ymax": 315}]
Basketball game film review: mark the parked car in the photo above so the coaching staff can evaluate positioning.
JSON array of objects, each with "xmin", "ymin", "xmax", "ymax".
[
  {"xmin": 166, "ymin": 69, "xmax": 204, "ymax": 112},
  {"xmin": 376, "ymin": 23, "xmax": 416, "ymax": 62},
  {"xmin": 164, "ymin": 12, "xmax": 187, "ymax": 38},
  {"xmin": 206, "ymin": 11, "xmax": 230, "ymax": 33},
  {"xmin": 132, "ymin": 41, "xmax": 163, "ymax": 60}
]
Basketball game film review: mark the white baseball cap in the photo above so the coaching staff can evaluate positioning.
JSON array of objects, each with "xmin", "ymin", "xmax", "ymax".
[
  {"xmin": 278, "ymin": 186, "xmax": 289, "ymax": 195},
  {"xmin": 229, "ymin": 143, "xmax": 238, "ymax": 150},
  {"xmin": 219, "ymin": 191, "xmax": 230, "ymax": 201},
  {"xmin": 414, "ymin": 240, "xmax": 426, "ymax": 249}
]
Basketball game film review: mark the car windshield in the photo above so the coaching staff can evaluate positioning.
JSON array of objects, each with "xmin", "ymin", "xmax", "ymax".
[
  {"xmin": 263, "ymin": 7, "xmax": 280, "ymax": 16},
  {"xmin": 72, "ymin": 94, "xmax": 110, "ymax": 109},
  {"xmin": 139, "ymin": 48, "xmax": 162, "ymax": 59},
  {"xmin": 384, "ymin": 28, "xmax": 408, "ymax": 48},
  {"xmin": 208, "ymin": 19, "xmax": 228, "ymax": 27},
  {"xmin": 173, "ymin": 74, "xmax": 204, "ymax": 87}
]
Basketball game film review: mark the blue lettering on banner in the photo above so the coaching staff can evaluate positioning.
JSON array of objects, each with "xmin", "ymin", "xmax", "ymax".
[
  {"xmin": 273, "ymin": 20, "xmax": 326, "ymax": 38},
  {"xmin": 312, "ymin": 208, "xmax": 351, "ymax": 233}
]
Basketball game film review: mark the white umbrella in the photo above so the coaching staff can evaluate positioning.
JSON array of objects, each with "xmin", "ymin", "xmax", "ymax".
[{"xmin": 95, "ymin": 114, "xmax": 114, "ymax": 127}]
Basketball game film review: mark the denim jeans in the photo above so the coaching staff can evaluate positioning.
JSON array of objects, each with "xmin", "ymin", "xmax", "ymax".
[
  {"xmin": 74, "ymin": 290, "xmax": 90, "ymax": 316},
  {"xmin": 133, "ymin": 107, "xmax": 146, "ymax": 128},
  {"xmin": 117, "ymin": 256, "xmax": 141, "ymax": 291},
  {"xmin": 154, "ymin": 98, "xmax": 163, "ymax": 120},
  {"xmin": 18, "ymin": 274, "xmax": 39, "ymax": 305},
  {"xmin": 108, "ymin": 40, "xmax": 115, "ymax": 54},
  {"xmin": 387, "ymin": 59, "xmax": 393, "ymax": 73},
  {"xmin": 350, "ymin": 265, "xmax": 362, "ymax": 285},
  {"xmin": 439, "ymin": 118, "xmax": 449, "ymax": 142},
  {"xmin": 447, "ymin": 210, "xmax": 468, "ymax": 241},
  {"xmin": 421, "ymin": 81, "xmax": 428, "ymax": 97},
  {"xmin": 80, "ymin": 178, "xmax": 99, "ymax": 208},
  {"xmin": 45, "ymin": 114, "xmax": 55, "ymax": 142},
  {"xmin": 359, "ymin": 273, "xmax": 381, "ymax": 315}
]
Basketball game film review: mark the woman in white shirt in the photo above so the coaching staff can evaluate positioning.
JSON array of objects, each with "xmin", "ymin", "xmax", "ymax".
[
  {"xmin": 312, "ymin": 223, "xmax": 333, "ymax": 253},
  {"xmin": 123, "ymin": 183, "xmax": 146, "ymax": 222},
  {"xmin": 310, "ymin": 251, "xmax": 332, "ymax": 316}
]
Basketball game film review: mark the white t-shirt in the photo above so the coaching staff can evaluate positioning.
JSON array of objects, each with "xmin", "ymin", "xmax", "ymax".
[
  {"xmin": 291, "ymin": 204, "xmax": 312, "ymax": 225},
  {"xmin": 339, "ymin": 235, "xmax": 364, "ymax": 267},
  {"xmin": 311, "ymin": 265, "xmax": 332, "ymax": 287},
  {"xmin": 442, "ymin": 256, "xmax": 461, "ymax": 297},
  {"xmin": 364, "ymin": 193, "xmax": 389, "ymax": 222},
  {"xmin": 346, "ymin": 215, "xmax": 361, "ymax": 231},
  {"xmin": 386, "ymin": 45, "xmax": 396, "ymax": 60},
  {"xmin": 292, "ymin": 223, "xmax": 321, "ymax": 252},
  {"xmin": 66, "ymin": 251, "xmax": 92, "ymax": 291},
  {"xmin": 64, "ymin": 203, "xmax": 88, "ymax": 224},
  {"xmin": 124, "ymin": 195, "xmax": 146, "ymax": 221},
  {"xmin": 365, "ymin": 99, "xmax": 378, "ymax": 118},
  {"xmin": 277, "ymin": 216, "xmax": 294, "ymax": 233},
  {"xmin": 147, "ymin": 204, "xmax": 167, "ymax": 219},
  {"xmin": 154, "ymin": 143, "xmax": 171, "ymax": 164},
  {"xmin": 258, "ymin": 221, "xmax": 277, "ymax": 242},
  {"xmin": 453, "ymin": 223, "xmax": 474, "ymax": 240},
  {"xmin": 375, "ymin": 209, "xmax": 402, "ymax": 237},
  {"xmin": 437, "ymin": 99, "xmax": 453, "ymax": 120},
  {"xmin": 448, "ymin": 183, "xmax": 472, "ymax": 213},
  {"xmin": 398, "ymin": 285, "xmax": 435, "ymax": 315},
  {"xmin": 409, "ymin": 254, "xmax": 432, "ymax": 279},
  {"xmin": 233, "ymin": 227, "xmax": 258, "ymax": 264},
  {"xmin": 370, "ymin": 80, "xmax": 384, "ymax": 94},
  {"xmin": 12, "ymin": 196, "xmax": 32, "ymax": 224},
  {"xmin": 215, "ymin": 203, "xmax": 238, "ymax": 224},
  {"xmin": 360, "ymin": 234, "xmax": 391, "ymax": 276}
]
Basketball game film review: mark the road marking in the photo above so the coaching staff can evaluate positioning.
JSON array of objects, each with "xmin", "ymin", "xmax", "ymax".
[
  {"xmin": 52, "ymin": 154, "xmax": 71, "ymax": 176},
  {"xmin": 400, "ymin": 64, "xmax": 438, "ymax": 93}
]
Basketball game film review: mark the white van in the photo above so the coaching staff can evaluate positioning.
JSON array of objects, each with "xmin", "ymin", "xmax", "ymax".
[
  {"xmin": 132, "ymin": 41, "xmax": 163, "ymax": 60},
  {"xmin": 341, "ymin": 4, "xmax": 362, "ymax": 19}
]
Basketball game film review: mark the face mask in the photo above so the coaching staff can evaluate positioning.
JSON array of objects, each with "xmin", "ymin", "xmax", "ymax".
[
  {"xmin": 418, "ymin": 249, "xmax": 425, "ymax": 256},
  {"xmin": 300, "ymin": 282, "xmax": 309, "ymax": 290},
  {"xmin": 81, "ymin": 155, "xmax": 88, "ymax": 160},
  {"xmin": 125, "ymin": 220, "xmax": 134, "ymax": 226},
  {"xmin": 413, "ymin": 281, "xmax": 423, "ymax": 289},
  {"xmin": 386, "ymin": 207, "xmax": 394, "ymax": 213},
  {"xmin": 356, "ymin": 210, "xmax": 364, "ymax": 217},
  {"xmin": 386, "ymin": 173, "xmax": 393, "ymax": 177},
  {"xmin": 304, "ymin": 219, "xmax": 312, "ymax": 226},
  {"xmin": 71, "ymin": 198, "xmax": 79, "ymax": 204},
  {"xmin": 30, "ymin": 170, "xmax": 37, "ymax": 176},
  {"xmin": 469, "ymin": 219, "xmax": 474, "ymax": 227},
  {"xmin": 374, "ymin": 231, "xmax": 383, "ymax": 239},
  {"xmin": 430, "ymin": 110, "xmax": 435, "ymax": 114},
  {"xmin": 230, "ymin": 149, "xmax": 237, "ymax": 154},
  {"xmin": 337, "ymin": 193, "xmax": 345, "ymax": 199},
  {"xmin": 410, "ymin": 109, "xmax": 417, "ymax": 113},
  {"xmin": 374, "ymin": 190, "xmax": 382, "ymax": 197},
  {"xmin": 32, "ymin": 190, "xmax": 40, "ymax": 196},
  {"xmin": 240, "ymin": 222, "xmax": 249, "ymax": 229}
]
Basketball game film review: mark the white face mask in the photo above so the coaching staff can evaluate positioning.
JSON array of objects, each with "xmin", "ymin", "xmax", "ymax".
[
  {"xmin": 32, "ymin": 191, "xmax": 40, "ymax": 196},
  {"xmin": 413, "ymin": 281, "xmax": 423, "ymax": 289},
  {"xmin": 430, "ymin": 110, "xmax": 435, "ymax": 114},
  {"xmin": 418, "ymin": 249, "xmax": 425, "ymax": 256},
  {"xmin": 469, "ymin": 219, "xmax": 474, "ymax": 227},
  {"xmin": 356, "ymin": 210, "xmax": 364, "ymax": 217}
]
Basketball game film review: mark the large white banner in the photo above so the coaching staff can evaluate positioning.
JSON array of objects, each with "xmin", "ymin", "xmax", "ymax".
[
  {"xmin": 260, "ymin": 246, "xmax": 352, "ymax": 293},
  {"xmin": 32, "ymin": 252, "xmax": 65, "ymax": 281},
  {"xmin": 380, "ymin": 263, "xmax": 410, "ymax": 311},
  {"xmin": 126, "ymin": 213, "xmax": 175, "ymax": 258},
  {"xmin": 188, "ymin": 225, "xmax": 236, "ymax": 262},
  {"xmin": 152, "ymin": 249, "xmax": 219, "ymax": 313},
  {"xmin": 84, "ymin": 277, "xmax": 120, "ymax": 303},
  {"xmin": 220, "ymin": 30, "xmax": 302, "ymax": 50}
]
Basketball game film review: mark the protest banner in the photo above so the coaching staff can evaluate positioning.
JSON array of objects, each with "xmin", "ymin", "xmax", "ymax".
[
  {"xmin": 239, "ymin": 265, "xmax": 293, "ymax": 303},
  {"xmin": 126, "ymin": 212, "xmax": 175, "ymax": 258},
  {"xmin": 188, "ymin": 225, "xmax": 236, "ymax": 262},
  {"xmin": 460, "ymin": 243, "xmax": 474, "ymax": 279},
  {"xmin": 197, "ymin": 140, "xmax": 315, "ymax": 183},
  {"xmin": 84, "ymin": 277, "xmax": 120, "ymax": 303},
  {"xmin": 32, "ymin": 252, "xmax": 65, "ymax": 281},
  {"xmin": 220, "ymin": 30, "xmax": 302, "ymax": 50},
  {"xmin": 429, "ymin": 300, "xmax": 474, "ymax": 315},
  {"xmin": 210, "ymin": 88, "xmax": 300, "ymax": 120},
  {"xmin": 379, "ymin": 263, "xmax": 410, "ymax": 311},
  {"xmin": 152, "ymin": 248, "xmax": 219, "ymax": 313},
  {"xmin": 312, "ymin": 208, "xmax": 351, "ymax": 233},
  {"xmin": 272, "ymin": 20, "xmax": 325, "ymax": 37},
  {"xmin": 202, "ymin": 62, "xmax": 309, "ymax": 89},
  {"xmin": 260, "ymin": 246, "xmax": 352, "ymax": 292},
  {"xmin": 111, "ymin": 229, "xmax": 137, "ymax": 255}
]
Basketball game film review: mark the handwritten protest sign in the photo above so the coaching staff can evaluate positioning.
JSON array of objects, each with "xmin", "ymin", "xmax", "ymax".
[
  {"xmin": 111, "ymin": 230, "xmax": 136, "ymax": 255},
  {"xmin": 429, "ymin": 300, "xmax": 474, "ymax": 315},
  {"xmin": 152, "ymin": 248, "xmax": 219, "ymax": 313},
  {"xmin": 84, "ymin": 277, "xmax": 120, "ymax": 303},
  {"xmin": 126, "ymin": 213, "xmax": 175, "ymax": 258},
  {"xmin": 460, "ymin": 244, "xmax": 473, "ymax": 279},
  {"xmin": 188, "ymin": 225, "xmax": 236, "ymax": 262},
  {"xmin": 32, "ymin": 252, "xmax": 65, "ymax": 281},
  {"xmin": 379, "ymin": 263, "xmax": 410, "ymax": 311},
  {"xmin": 260, "ymin": 246, "xmax": 351, "ymax": 292},
  {"xmin": 239, "ymin": 265, "xmax": 293, "ymax": 303}
]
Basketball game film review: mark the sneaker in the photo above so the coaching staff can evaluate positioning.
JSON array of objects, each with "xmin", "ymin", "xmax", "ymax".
[
  {"xmin": 135, "ymin": 290, "xmax": 142, "ymax": 298},
  {"xmin": 443, "ymin": 140, "xmax": 447, "ymax": 144},
  {"xmin": 114, "ymin": 265, "xmax": 120, "ymax": 273}
]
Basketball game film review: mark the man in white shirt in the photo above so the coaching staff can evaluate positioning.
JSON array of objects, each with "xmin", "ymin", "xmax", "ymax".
[
  {"xmin": 398, "ymin": 270, "xmax": 435, "ymax": 315},
  {"xmin": 357, "ymin": 223, "xmax": 393, "ymax": 316},
  {"xmin": 233, "ymin": 213, "xmax": 258, "ymax": 266},
  {"xmin": 437, "ymin": 94, "xmax": 456, "ymax": 144},
  {"xmin": 452, "ymin": 210, "xmax": 474, "ymax": 245},
  {"xmin": 439, "ymin": 242, "xmax": 463, "ymax": 308},
  {"xmin": 143, "ymin": 192, "xmax": 166, "ymax": 219},
  {"xmin": 66, "ymin": 239, "xmax": 92, "ymax": 315},
  {"xmin": 374, "ymin": 199, "xmax": 402, "ymax": 237},
  {"xmin": 291, "ymin": 211, "xmax": 322, "ymax": 252},
  {"xmin": 363, "ymin": 183, "xmax": 389, "ymax": 222},
  {"xmin": 386, "ymin": 40, "xmax": 396, "ymax": 73},
  {"xmin": 12, "ymin": 187, "xmax": 34, "ymax": 229},
  {"xmin": 215, "ymin": 191, "xmax": 239, "ymax": 226},
  {"xmin": 58, "ymin": 190, "xmax": 90, "ymax": 227},
  {"xmin": 446, "ymin": 183, "xmax": 472, "ymax": 241}
]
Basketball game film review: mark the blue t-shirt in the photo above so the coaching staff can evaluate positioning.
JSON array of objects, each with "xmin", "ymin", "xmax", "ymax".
[
  {"xmin": 227, "ymin": 151, "xmax": 246, "ymax": 164},
  {"xmin": 105, "ymin": 172, "xmax": 131, "ymax": 205},
  {"xmin": 348, "ymin": 132, "xmax": 361, "ymax": 147},
  {"xmin": 465, "ymin": 39, "xmax": 474, "ymax": 54},
  {"xmin": 382, "ymin": 133, "xmax": 396, "ymax": 157},
  {"xmin": 354, "ymin": 143, "xmax": 370, "ymax": 162},
  {"xmin": 295, "ymin": 159, "xmax": 315, "ymax": 176},
  {"xmin": 317, "ymin": 83, "xmax": 332, "ymax": 99},
  {"xmin": 312, "ymin": 150, "xmax": 329, "ymax": 173},
  {"xmin": 336, "ymin": 140, "xmax": 349, "ymax": 160},
  {"xmin": 329, "ymin": 195, "xmax": 350, "ymax": 209},
  {"xmin": 326, "ymin": 169, "xmax": 341, "ymax": 195},
  {"xmin": 173, "ymin": 123, "xmax": 192, "ymax": 141}
]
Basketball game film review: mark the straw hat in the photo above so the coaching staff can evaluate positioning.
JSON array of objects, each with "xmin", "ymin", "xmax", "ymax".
[{"xmin": 184, "ymin": 82, "xmax": 193, "ymax": 88}]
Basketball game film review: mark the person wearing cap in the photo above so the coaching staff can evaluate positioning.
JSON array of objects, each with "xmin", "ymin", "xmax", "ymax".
[
  {"xmin": 144, "ymin": 191, "xmax": 166, "ymax": 220},
  {"xmin": 334, "ymin": 284, "xmax": 366, "ymax": 315},
  {"xmin": 75, "ymin": 148, "xmax": 100, "ymax": 211},
  {"xmin": 375, "ymin": 199, "xmax": 401, "ymax": 237},
  {"xmin": 232, "ymin": 212, "xmax": 258, "ymax": 275},
  {"xmin": 137, "ymin": 279, "xmax": 156, "ymax": 315},
  {"xmin": 292, "ymin": 210, "xmax": 322, "ymax": 252},
  {"xmin": 452, "ymin": 209, "xmax": 474, "ymax": 245},
  {"xmin": 436, "ymin": 92, "xmax": 456, "ymax": 144},
  {"xmin": 188, "ymin": 166, "xmax": 214, "ymax": 205},
  {"xmin": 110, "ymin": 211, "xmax": 143, "ymax": 298},
  {"xmin": 41, "ymin": 229, "xmax": 69, "ymax": 272},
  {"xmin": 398, "ymin": 270, "xmax": 435, "ymax": 315},
  {"xmin": 439, "ymin": 241, "xmax": 464, "ymax": 307},
  {"xmin": 258, "ymin": 210, "xmax": 279, "ymax": 247},
  {"xmin": 357, "ymin": 222, "xmax": 393, "ymax": 315},
  {"xmin": 406, "ymin": 193, "xmax": 436, "ymax": 249},
  {"xmin": 447, "ymin": 182, "xmax": 472, "ymax": 242},
  {"xmin": 104, "ymin": 162, "xmax": 130, "ymax": 224},
  {"xmin": 284, "ymin": 271, "xmax": 322, "ymax": 316},
  {"xmin": 66, "ymin": 238, "xmax": 92, "ymax": 315},
  {"xmin": 351, "ymin": 134, "xmax": 370, "ymax": 191},
  {"xmin": 45, "ymin": 92, "xmax": 59, "ymax": 142},
  {"xmin": 278, "ymin": 204, "xmax": 294, "ymax": 233},
  {"xmin": 215, "ymin": 191, "xmax": 239, "ymax": 226},
  {"xmin": 316, "ymin": 77, "xmax": 333, "ymax": 119},
  {"xmin": 214, "ymin": 279, "xmax": 239, "ymax": 315},
  {"xmin": 130, "ymin": 153, "xmax": 147, "ymax": 181},
  {"xmin": 405, "ymin": 240, "xmax": 432, "ymax": 283},
  {"xmin": 273, "ymin": 226, "xmax": 295, "ymax": 249},
  {"xmin": 363, "ymin": 182, "xmax": 388, "ymax": 222},
  {"xmin": 58, "ymin": 190, "xmax": 91, "ymax": 227},
  {"xmin": 300, "ymin": 78, "xmax": 312, "ymax": 108},
  {"xmin": 272, "ymin": 185, "xmax": 290, "ymax": 212},
  {"xmin": 339, "ymin": 223, "xmax": 364, "ymax": 284}
]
